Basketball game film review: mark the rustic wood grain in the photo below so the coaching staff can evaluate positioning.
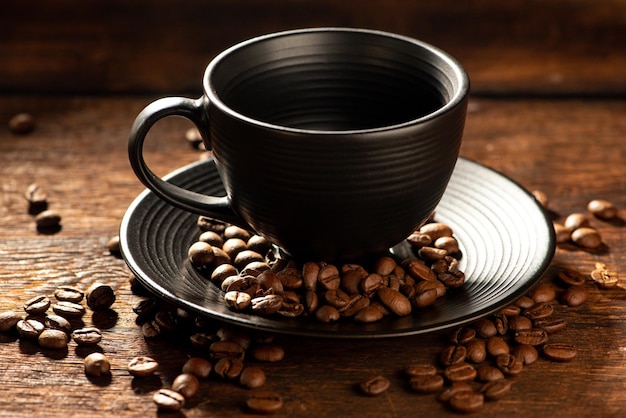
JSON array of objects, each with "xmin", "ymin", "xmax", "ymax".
[
  {"xmin": 1, "ymin": 96, "xmax": 625, "ymax": 417},
  {"xmin": 2, "ymin": 0, "xmax": 626, "ymax": 95}
]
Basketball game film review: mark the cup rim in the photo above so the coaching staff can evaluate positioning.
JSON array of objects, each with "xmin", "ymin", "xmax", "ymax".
[{"xmin": 204, "ymin": 27, "xmax": 470, "ymax": 135}]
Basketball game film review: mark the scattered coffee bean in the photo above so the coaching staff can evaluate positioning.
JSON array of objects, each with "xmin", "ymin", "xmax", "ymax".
[
  {"xmin": 52, "ymin": 301, "xmax": 86, "ymax": 318},
  {"xmin": 86, "ymin": 283, "xmax": 116, "ymax": 310},
  {"xmin": 23, "ymin": 295, "xmax": 51, "ymax": 315},
  {"xmin": 38, "ymin": 328, "xmax": 68, "ymax": 349},
  {"xmin": 72, "ymin": 327, "xmax": 103, "ymax": 346},
  {"xmin": 476, "ymin": 365, "xmax": 504, "ymax": 382},
  {"xmin": 107, "ymin": 235, "xmax": 121, "ymax": 256},
  {"xmin": 251, "ymin": 344, "xmax": 285, "ymax": 363},
  {"xmin": 214, "ymin": 357, "xmax": 245, "ymax": 380},
  {"xmin": 511, "ymin": 344, "xmax": 539, "ymax": 365},
  {"xmin": 486, "ymin": 336, "xmax": 509, "ymax": 357},
  {"xmin": 465, "ymin": 340, "xmax": 487, "ymax": 364},
  {"xmin": 564, "ymin": 213, "xmax": 590, "ymax": 232},
  {"xmin": 437, "ymin": 382, "xmax": 473, "ymax": 402},
  {"xmin": 495, "ymin": 354, "xmax": 523, "ymax": 376},
  {"xmin": 571, "ymin": 227, "xmax": 602, "ymax": 249},
  {"xmin": 127, "ymin": 356, "xmax": 159, "ymax": 377},
  {"xmin": 16, "ymin": 318, "xmax": 45, "ymax": 339},
  {"xmin": 0, "ymin": 311, "xmax": 23, "ymax": 332},
  {"xmin": 528, "ymin": 283, "xmax": 556, "ymax": 303},
  {"xmin": 587, "ymin": 199, "xmax": 618, "ymax": 220},
  {"xmin": 210, "ymin": 341, "xmax": 245, "ymax": 361},
  {"xmin": 172, "ymin": 373, "xmax": 200, "ymax": 398},
  {"xmin": 44, "ymin": 314, "xmax": 72, "ymax": 334},
  {"xmin": 359, "ymin": 374, "xmax": 390, "ymax": 396},
  {"xmin": 246, "ymin": 390, "xmax": 284, "ymax": 414},
  {"xmin": 405, "ymin": 363, "xmax": 437, "ymax": 378},
  {"xmin": 141, "ymin": 320, "xmax": 161, "ymax": 338},
  {"xmin": 153, "ymin": 388, "xmax": 185, "ymax": 411},
  {"xmin": 440, "ymin": 344, "xmax": 467, "ymax": 366},
  {"xmin": 377, "ymin": 287, "xmax": 411, "ymax": 316},
  {"xmin": 473, "ymin": 318, "xmax": 497, "ymax": 338},
  {"xmin": 84, "ymin": 352, "xmax": 111, "ymax": 377},
  {"xmin": 8, "ymin": 112, "xmax": 36, "ymax": 134},
  {"xmin": 523, "ymin": 302, "xmax": 554, "ymax": 320},
  {"xmin": 553, "ymin": 223, "xmax": 571, "ymax": 243},
  {"xmin": 543, "ymin": 343, "xmax": 577, "ymax": 362},
  {"xmin": 449, "ymin": 390, "xmax": 484, "ymax": 413},
  {"xmin": 590, "ymin": 267, "xmax": 619, "ymax": 289},
  {"xmin": 237, "ymin": 366, "xmax": 266, "ymax": 389},
  {"xmin": 410, "ymin": 374, "xmax": 445, "ymax": 393},
  {"xmin": 24, "ymin": 183, "xmax": 48, "ymax": 214},
  {"xmin": 557, "ymin": 268, "xmax": 586, "ymax": 286},
  {"xmin": 531, "ymin": 190, "xmax": 549, "ymax": 208},
  {"xmin": 182, "ymin": 357, "xmax": 212, "ymax": 378},
  {"xmin": 480, "ymin": 379, "xmax": 512, "ymax": 401},
  {"xmin": 444, "ymin": 362, "xmax": 477, "ymax": 383},
  {"xmin": 514, "ymin": 328, "xmax": 549, "ymax": 346},
  {"xmin": 35, "ymin": 210, "xmax": 61, "ymax": 230},
  {"xmin": 54, "ymin": 286, "xmax": 84, "ymax": 303},
  {"xmin": 533, "ymin": 317, "xmax": 567, "ymax": 334}
]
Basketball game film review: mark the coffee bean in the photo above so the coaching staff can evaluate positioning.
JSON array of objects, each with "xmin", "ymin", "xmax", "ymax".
[
  {"xmin": 511, "ymin": 344, "xmax": 539, "ymax": 365},
  {"xmin": 403, "ymin": 258, "xmax": 436, "ymax": 281},
  {"xmin": 532, "ymin": 189, "xmax": 549, "ymax": 208},
  {"xmin": 188, "ymin": 241, "xmax": 215, "ymax": 268},
  {"xmin": 476, "ymin": 365, "xmax": 504, "ymax": 382},
  {"xmin": 480, "ymin": 379, "xmax": 512, "ymax": 401},
  {"xmin": 246, "ymin": 391, "xmax": 284, "ymax": 414},
  {"xmin": 359, "ymin": 374, "xmax": 390, "ymax": 396},
  {"xmin": 564, "ymin": 213, "xmax": 590, "ymax": 232},
  {"xmin": 180, "ymin": 357, "xmax": 211, "ymax": 379},
  {"xmin": 251, "ymin": 344, "xmax": 285, "ymax": 363},
  {"xmin": 44, "ymin": 314, "xmax": 72, "ymax": 334},
  {"xmin": 72, "ymin": 327, "xmax": 103, "ymax": 346},
  {"xmin": 38, "ymin": 328, "xmax": 68, "ymax": 349},
  {"xmin": 35, "ymin": 210, "xmax": 61, "ymax": 230},
  {"xmin": 127, "ymin": 356, "xmax": 159, "ymax": 377},
  {"xmin": 444, "ymin": 362, "xmax": 477, "ymax": 383},
  {"xmin": 533, "ymin": 317, "xmax": 567, "ymax": 334},
  {"xmin": 405, "ymin": 363, "xmax": 437, "ymax": 378},
  {"xmin": 500, "ymin": 304, "xmax": 522, "ymax": 317},
  {"xmin": 210, "ymin": 341, "xmax": 245, "ymax": 361},
  {"xmin": 571, "ymin": 227, "xmax": 602, "ymax": 249},
  {"xmin": 514, "ymin": 328, "xmax": 549, "ymax": 346},
  {"xmin": 560, "ymin": 285, "xmax": 589, "ymax": 307},
  {"xmin": 172, "ymin": 373, "xmax": 200, "ymax": 398},
  {"xmin": 250, "ymin": 294, "xmax": 283, "ymax": 316},
  {"xmin": 407, "ymin": 231, "xmax": 433, "ymax": 247},
  {"xmin": 0, "ymin": 311, "xmax": 23, "ymax": 332},
  {"xmin": 449, "ymin": 327, "xmax": 476, "ymax": 345},
  {"xmin": 132, "ymin": 298, "xmax": 160, "ymax": 318},
  {"xmin": 590, "ymin": 268, "xmax": 618, "ymax": 289},
  {"xmin": 141, "ymin": 320, "xmax": 161, "ymax": 338},
  {"xmin": 54, "ymin": 286, "xmax": 85, "ymax": 303},
  {"xmin": 486, "ymin": 336, "xmax": 510, "ymax": 357},
  {"xmin": 224, "ymin": 291, "xmax": 252, "ymax": 311},
  {"xmin": 523, "ymin": 302, "xmax": 554, "ymax": 320},
  {"xmin": 247, "ymin": 235, "xmax": 271, "ymax": 255},
  {"xmin": 373, "ymin": 256, "xmax": 397, "ymax": 276},
  {"xmin": 557, "ymin": 268, "xmax": 586, "ymax": 287},
  {"xmin": 437, "ymin": 382, "xmax": 473, "ymax": 402},
  {"xmin": 434, "ymin": 236, "xmax": 460, "ymax": 254},
  {"xmin": 553, "ymin": 223, "xmax": 571, "ymax": 243},
  {"xmin": 23, "ymin": 295, "xmax": 51, "ymax": 315},
  {"xmin": 377, "ymin": 287, "xmax": 411, "ymax": 316},
  {"xmin": 24, "ymin": 183, "xmax": 48, "ymax": 214},
  {"xmin": 420, "ymin": 223, "xmax": 453, "ymax": 241},
  {"xmin": 353, "ymin": 304, "xmax": 384, "ymax": 323},
  {"xmin": 543, "ymin": 343, "xmax": 577, "ymax": 362},
  {"xmin": 473, "ymin": 318, "xmax": 497, "ymax": 338},
  {"xmin": 86, "ymin": 283, "xmax": 116, "ymax": 310},
  {"xmin": 493, "ymin": 312, "xmax": 508, "ymax": 335},
  {"xmin": 107, "ymin": 235, "xmax": 121, "ymax": 256},
  {"xmin": 449, "ymin": 390, "xmax": 484, "ymax": 413},
  {"xmin": 16, "ymin": 318, "xmax": 45, "ymax": 339},
  {"xmin": 514, "ymin": 296, "xmax": 536, "ymax": 309},
  {"xmin": 508, "ymin": 315, "xmax": 533, "ymax": 332},
  {"xmin": 465, "ymin": 340, "xmax": 487, "ymax": 364},
  {"xmin": 587, "ymin": 199, "xmax": 618, "ymax": 220},
  {"xmin": 8, "ymin": 112, "xmax": 36, "ymax": 134},
  {"xmin": 153, "ymin": 388, "xmax": 185, "ymax": 411},
  {"xmin": 234, "ymin": 250, "xmax": 265, "ymax": 270},
  {"xmin": 418, "ymin": 246, "xmax": 448, "ymax": 262},
  {"xmin": 52, "ymin": 301, "xmax": 86, "ymax": 318},
  {"xmin": 84, "ymin": 352, "xmax": 111, "ymax": 377},
  {"xmin": 411, "ymin": 287, "xmax": 438, "ymax": 308},
  {"xmin": 495, "ymin": 354, "xmax": 524, "ymax": 376},
  {"xmin": 214, "ymin": 357, "xmax": 245, "ymax": 380},
  {"xmin": 440, "ymin": 344, "xmax": 467, "ymax": 366},
  {"xmin": 528, "ymin": 283, "xmax": 556, "ymax": 303},
  {"xmin": 410, "ymin": 374, "xmax": 445, "ymax": 393},
  {"xmin": 315, "ymin": 305, "xmax": 341, "ymax": 322}
]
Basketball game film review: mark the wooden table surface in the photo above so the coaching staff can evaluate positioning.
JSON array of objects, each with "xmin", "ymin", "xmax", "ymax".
[{"xmin": 1, "ymin": 1, "xmax": 626, "ymax": 417}]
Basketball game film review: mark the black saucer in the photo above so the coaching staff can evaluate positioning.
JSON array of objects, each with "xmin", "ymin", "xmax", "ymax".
[{"xmin": 120, "ymin": 157, "xmax": 555, "ymax": 339}]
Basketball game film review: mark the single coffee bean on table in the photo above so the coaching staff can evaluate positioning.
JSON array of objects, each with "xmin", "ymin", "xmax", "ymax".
[
  {"xmin": 246, "ymin": 390, "xmax": 284, "ymax": 414},
  {"xmin": 86, "ymin": 283, "xmax": 116, "ymax": 310},
  {"xmin": 23, "ymin": 295, "xmax": 51, "ymax": 315},
  {"xmin": 543, "ymin": 343, "xmax": 578, "ymax": 362},
  {"xmin": 172, "ymin": 373, "xmax": 200, "ymax": 399},
  {"xmin": 182, "ymin": 357, "xmax": 212, "ymax": 378},
  {"xmin": 54, "ymin": 286, "xmax": 85, "ymax": 303},
  {"xmin": 38, "ymin": 328, "xmax": 68, "ymax": 349},
  {"xmin": 72, "ymin": 327, "xmax": 103, "ymax": 346},
  {"xmin": 359, "ymin": 374, "xmax": 391, "ymax": 396},
  {"xmin": 239, "ymin": 367, "xmax": 267, "ymax": 389},
  {"xmin": 0, "ymin": 311, "xmax": 23, "ymax": 332},
  {"xmin": 84, "ymin": 352, "xmax": 111, "ymax": 377},
  {"xmin": 128, "ymin": 356, "xmax": 159, "ymax": 377},
  {"xmin": 153, "ymin": 388, "xmax": 186, "ymax": 412}
]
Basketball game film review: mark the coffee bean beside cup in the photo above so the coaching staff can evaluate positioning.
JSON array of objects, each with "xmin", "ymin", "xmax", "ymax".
[{"xmin": 129, "ymin": 27, "xmax": 469, "ymax": 261}]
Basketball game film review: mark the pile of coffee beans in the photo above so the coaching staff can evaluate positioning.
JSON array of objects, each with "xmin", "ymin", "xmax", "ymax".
[{"xmin": 187, "ymin": 216, "xmax": 464, "ymax": 324}]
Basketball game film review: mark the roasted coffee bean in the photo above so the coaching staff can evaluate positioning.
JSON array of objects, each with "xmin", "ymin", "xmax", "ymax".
[
  {"xmin": 250, "ymin": 294, "xmax": 283, "ymax": 316},
  {"xmin": 543, "ymin": 343, "xmax": 577, "ymax": 362},
  {"xmin": 106, "ymin": 235, "xmax": 121, "ymax": 256},
  {"xmin": 440, "ymin": 344, "xmax": 467, "ymax": 366},
  {"xmin": 465, "ymin": 340, "xmax": 487, "ymax": 364},
  {"xmin": 528, "ymin": 283, "xmax": 556, "ymax": 303},
  {"xmin": 318, "ymin": 264, "xmax": 341, "ymax": 290},
  {"xmin": 523, "ymin": 302, "xmax": 554, "ymax": 320},
  {"xmin": 405, "ymin": 363, "xmax": 437, "ymax": 378},
  {"xmin": 210, "ymin": 341, "xmax": 245, "ymax": 361},
  {"xmin": 172, "ymin": 373, "xmax": 200, "ymax": 398},
  {"xmin": 434, "ymin": 236, "xmax": 460, "ymax": 254},
  {"xmin": 420, "ymin": 223, "xmax": 453, "ymax": 241},
  {"xmin": 246, "ymin": 391, "xmax": 283, "ymax": 414},
  {"xmin": 224, "ymin": 291, "xmax": 252, "ymax": 311},
  {"xmin": 338, "ymin": 294, "xmax": 369, "ymax": 317},
  {"xmin": 511, "ymin": 344, "xmax": 539, "ymax": 365},
  {"xmin": 406, "ymin": 231, "xmax": 432, "ymax": 247},
  {"xmin": 0, "ymin": 311, "xmax": 23, "ymax": 332},
  {"xmin": 557, "ymin": 268, "xmax": 586, "ymax": 287},
  {"xmin": 437, "ymin": 382, "xmax": 473, "ymax": 402},
  {"xmin": 444, "ymin": 362, "xmax": 477, "ymax": 383},
  {"xmin": 514, "ymin": 296, "xmax": 536, "ymax": 309},
  {"xmin": 534, "ymin": 317, "xmax": 567, "ymax": 334},
  {"xmin": 418, "ymin": 246, "xmax": 448, "ymax": 262},
  {"xmin": 473, "ymin": 318, "xmax": 497, "ymax": 338},
  {"xmin": 324, "ymin": 289, "xmax": 352, "ymax": 309},
  {"xmin": 198, "ymin": 230, "xmax": 223, "ymax": 247},
  {"xmin": 374, "ymin": 257, "xmax": 397, "ymax": 276},
  {"xmin": 16, "ymin": 318, "xmax": 45, "ymax": 339},
  {"xmin": 132, "ymin": 298, "xmax": 160, "ymax": 318},
  {"xmin": 182, "ymin": 357, "xmax": 212, "ymax": 378},
  {"xmin": 38, "ymin": 328, "xmax": 68, "ymax": 349},
  {"xmin": 188, "ymin": 241, "xmax": 215, "ymax": 268},
  {"xmin": 240, "ymin": 367, "xmax": 267, "ymax": 389},
  {"xmin": 247, "ymin": 235, "xmax": 271, "ymax": 255},
  {"xmin": 410, "ymin": 374, "xmax": 445, "ymax": 393},
  {"xmin": 377, "ymin": 287, "xmax": 411, "ymax": 316},
  {"xmin": 476, "ymin": 365, "xmax": 504, "ymax": 382},
  {"xmin": 86, "ymin": 283, "xmax": 115, "ymax": 310},
  {"xmin": 211, "ymin": 264, "xmax": 239, "ymax": 285},
  {"xmin": 141, "ymin": 320, "xmax": 161, "ymax": 338},
  {"xmin": 553, "ymin": 223, "xmax": 571, "ymax": 243},
  {"xmin": 449, "ymin": 327, "xmax": 476, "ymax": 345},
  {"xmin": 257, "ymin": 270, "xmax": 284, "ymax": 293},
  {"xmin": 72, "ymin": 327, "xmax": 103, "ymax": 346},
  {"xmin": 359, "ymin": 374, "xmax": 390, "ymax": 396},
  {"xmin": 54, "ymin": 286, "xmax": 85, "ymax": 303},
  {"xmin": 84, "ymin": 352, "xmax": 111, "ymax": 377},
  {"xmin": 415, "ymin": 278, "xmax": 446, "ymax": 298},
  {"xmin": 493, "ymin": 312, "xmax": 508, "ymax": 335},
  {"xmin": 234, "ymin": 250, "xmax": 265, "ymax": 270},
  {"xmin": 23, "ymin": 295, "xmax": 51, "ymax": 315},
  {"xmin": 154, "ymin": 310, "xmax": 179, "ymax": 333},
  {"xmin": 222, "ymin": 225, "xmax": 250, "ymax": 241},
  {"xmin": 197, "ymin": 216, "xmax": 226, "ymax": 233},
  {"xmin": 590, "ymin": 268, "xmax": 619, "ymax": 289},
  {"xmin": 354, "ymin": 304, "xmax": 384, "ymax": 323},
  {"xmin": 560, "ymin": 285, "xmax": 589, "ymax": 307},
  {"xmin": 153, "ymin": 388, "xmax": 185, "ymax": 411},
  {"xmin": 571, "ymin": 227, "xmax": 602, "ymax": 249},
  {"xmin": 302, "ymin": 262, "xmax": 321, "ymax": 290},
  {"xmin": 276, "ymin": 267, "xmax": 303, "ymax": 290},
  {"xmin": 52, "ymin": 301, "xmax": 85, "ymax": 318},
  {"xmin": 189, "ymin": 332, "xmax": 216, "ymax": 349},
  {"xmin": 315, "ymin": 305, "xmax": 340, "ymax": 322},
  {"xmin": 449, "ymin": 391, "xmax": 484, "ymax": 414},
  {"xmin": 438, "ymin": 270, "xmax": 466, "ymax": 288},
  {"xmin": 500, "ymin": 304, "xmax": 522, "ymax": 317},
  {"xmin": 8, "ymin": 112, "xmax": 36, "ymax": 134},
  {"xmin": 514, "ymin": 328, "xmax": 549, "ymax": 346},
  {"xmin": 240, "ymin": 261, "xmax": 270, "ymax": 277},
  {"xmin": 508, "ymin": 315, "xmax": 533, "ymax": 332},
  {"xmin": 411, "ymin": 287, "xmax": 438, "ymax": 308},
  {"xmin": 587, "ymin": 199, "xmax": 618, "ymax": 220},
  {"xmin": 480, "ymin": 379, "xmax": 512, "ymax": 401},
  {"xmin": 486, "ymin": 336, "xmax": 510, "ymax": 357},
  {"xmin": 360, "ymin": 273, "xmax": 385, "ymax": 296},
  {"xmin": 222, "ymin": 275, "xmax": 259, "ymax": 295},
  {"xmin": 24, "ymin": 183, "xmax": 48, "ymax": 214},
  {"xmin": 212, "ymin": 247, "xmax": 232, "ymax": 266},
  {"xmin": 532, "ymin": 189, "xmax": 549, "ymax": 208},
  {"xmin": 403, "ymin": 258, "xmax": 436, "ymax": 281},
  {"xmin": 564, "ymin": 213, "xmax": 590, "ymax": 232},
  {"xmin": 35, "ymin": 210, "xmax": 61, "ymax": 229},
  {"xmin": 252, "ymin": 344, "xmax": 285, "ymax": 363},
  {"xmin": 128, "ymin": 356, "xmax": 159, "ymax": 377},
  {"xmin": 495, "ymin": 354, "xmax": 523, "ymax": 376}
]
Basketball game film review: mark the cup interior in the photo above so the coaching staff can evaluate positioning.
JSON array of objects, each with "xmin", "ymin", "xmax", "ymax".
[{"xmin": 207, "ymin": 28, "xmax": 465, "ymax": 132}]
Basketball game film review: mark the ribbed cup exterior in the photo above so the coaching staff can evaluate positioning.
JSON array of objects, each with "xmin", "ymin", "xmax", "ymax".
[{"xmin": 204, "ymin": 28, "xmax": 469, "ymax": 261}]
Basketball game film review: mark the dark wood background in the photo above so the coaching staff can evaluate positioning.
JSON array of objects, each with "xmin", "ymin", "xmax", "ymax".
[{"xmin": 1, "ymin": 1, "xmax": 625, "ymax": 417}]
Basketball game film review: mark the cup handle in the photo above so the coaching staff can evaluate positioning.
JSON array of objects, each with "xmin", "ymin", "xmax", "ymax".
[{"xmin": 128, "ymin": 96, "xmax": 247, "ymax": 227}]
